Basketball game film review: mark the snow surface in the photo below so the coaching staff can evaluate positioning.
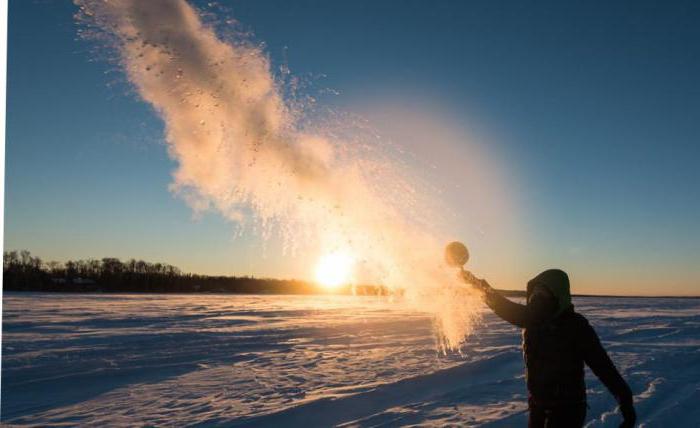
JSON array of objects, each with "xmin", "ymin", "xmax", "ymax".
[{"xmin": 2, "ymin": 293, "xmax": 699, "ymax": 426}]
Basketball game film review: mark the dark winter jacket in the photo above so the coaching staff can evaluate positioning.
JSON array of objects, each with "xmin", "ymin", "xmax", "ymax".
[{"xmin": 483, "ymin": 269, "xmax": 633, "ymax": 408}]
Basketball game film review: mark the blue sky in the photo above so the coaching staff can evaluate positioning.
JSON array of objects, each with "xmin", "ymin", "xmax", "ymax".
[{"xmin": 5, "ymin": 0, "xmax": 700, "ymax": 295}]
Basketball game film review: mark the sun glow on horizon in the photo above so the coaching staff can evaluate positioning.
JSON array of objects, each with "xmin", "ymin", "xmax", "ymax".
[{"xmin": 315, "ymin": 251, "xmax": 355, "ymax": 289}]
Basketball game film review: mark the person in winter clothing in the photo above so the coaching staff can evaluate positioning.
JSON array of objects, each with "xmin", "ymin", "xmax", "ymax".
[{"xmin": 463, "ymin": 269, "xmax": 636, "ymax": 428}]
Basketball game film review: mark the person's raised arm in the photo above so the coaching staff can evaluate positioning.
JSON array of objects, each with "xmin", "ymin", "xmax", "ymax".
[
  {"xmin": 462, "ymin": 271, "xmax": 528, "ymax": 328},
  {"xmin": 578, "ymin": 317, "xmax": 636, "ymax": 427}
]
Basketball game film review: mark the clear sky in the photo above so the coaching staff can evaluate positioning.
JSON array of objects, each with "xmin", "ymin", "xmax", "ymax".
[{"xmin": 5, "ymin": 0, "xmax": 700, "ymax": 295}]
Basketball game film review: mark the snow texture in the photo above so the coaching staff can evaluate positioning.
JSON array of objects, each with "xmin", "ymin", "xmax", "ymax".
[{"xmin": 2, "ymin": 293, "xmax": 699, "ymax": 426}]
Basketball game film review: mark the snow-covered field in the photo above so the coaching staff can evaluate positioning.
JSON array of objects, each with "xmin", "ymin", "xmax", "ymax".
[{"xmin": 2, "ymin": 293, "xmax": 699, "ymax": 426}]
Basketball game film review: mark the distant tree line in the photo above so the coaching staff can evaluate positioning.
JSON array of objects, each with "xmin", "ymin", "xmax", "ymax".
[{"xmin": 2, "ymin": 250, "xmax": 384, "ymax": 295}]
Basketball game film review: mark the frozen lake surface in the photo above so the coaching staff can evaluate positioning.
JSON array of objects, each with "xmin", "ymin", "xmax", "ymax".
[{"xmin": 2, "ymin": 293, "xmax": 699, "ymax": 426}]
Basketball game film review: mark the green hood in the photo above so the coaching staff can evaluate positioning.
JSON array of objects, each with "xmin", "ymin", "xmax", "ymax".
[{"xmin": 526, "ymin": 269, "xmax": 572, "ymax": 316}]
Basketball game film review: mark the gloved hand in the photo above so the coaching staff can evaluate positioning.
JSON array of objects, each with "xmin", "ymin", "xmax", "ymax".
[
  {"xmin": 460, "ymin": 270, "xmax": 490, "ymax": 293},
  {"xmin": 619, "ymin": 399, "xmax": 636, "ymax": 428}
]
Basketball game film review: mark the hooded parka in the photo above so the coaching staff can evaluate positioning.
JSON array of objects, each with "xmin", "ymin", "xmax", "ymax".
[{"xmin": 483, "ymin": 269, "xmax": 633, "ymax": 408}]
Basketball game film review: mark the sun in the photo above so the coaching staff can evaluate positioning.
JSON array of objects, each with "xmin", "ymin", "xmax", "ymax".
[{"xmin": 315, "ymin": 251, "xmax": 355, "ymax": 289}]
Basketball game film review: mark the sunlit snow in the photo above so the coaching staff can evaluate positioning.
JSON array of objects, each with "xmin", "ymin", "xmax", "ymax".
[{"xmin": 2, "ymin": 293, "xmax": 699, "ymax": 426}]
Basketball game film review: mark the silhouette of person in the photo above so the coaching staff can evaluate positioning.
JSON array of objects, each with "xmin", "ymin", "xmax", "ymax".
[{"xmin": 464, "ymin": 269, "xmax": 636, "ymax": 428}]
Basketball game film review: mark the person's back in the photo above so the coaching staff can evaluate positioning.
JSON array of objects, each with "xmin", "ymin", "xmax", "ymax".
[
  {"xmin": 525, "ymin": 309, "xmax": 588, "ymax": 406},
  {"xmin": 465, "ymin": 269, "xmax": 636, "ymax": 427}
]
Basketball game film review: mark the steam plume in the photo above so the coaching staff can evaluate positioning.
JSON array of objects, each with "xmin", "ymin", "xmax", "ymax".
[{"xmin": 75, "ymin": 0, "xmax": 481, "ymax": 350}]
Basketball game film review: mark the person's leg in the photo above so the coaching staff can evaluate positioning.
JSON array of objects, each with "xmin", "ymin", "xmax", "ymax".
[
  {"xmin": 528, "ymin": 405, "xmax": 546, "ymax": 428},
  {"xmin": 544, "ymin": 403, "xmax": 587, "ymax": 428}
]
